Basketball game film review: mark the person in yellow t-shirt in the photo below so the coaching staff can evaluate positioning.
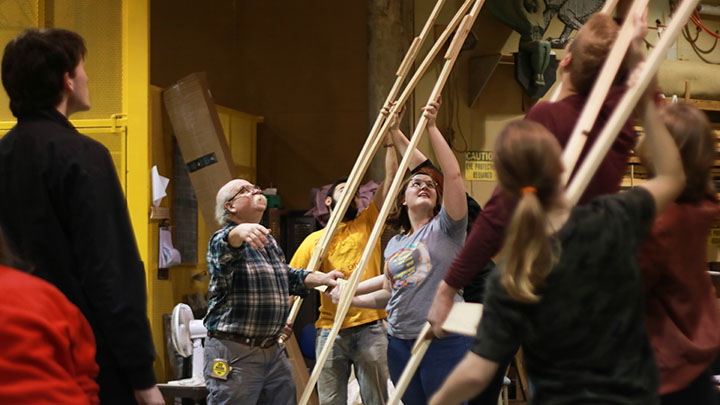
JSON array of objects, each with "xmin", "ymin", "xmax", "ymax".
[{"xmin": 290, "ymin": 141, "xmax": 397, "ymax": 405}]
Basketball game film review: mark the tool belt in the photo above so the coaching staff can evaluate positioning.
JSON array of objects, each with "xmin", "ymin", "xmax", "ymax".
[{"xmin": 208, "ymin": 330, "xmax": 277, "ymax": 349}]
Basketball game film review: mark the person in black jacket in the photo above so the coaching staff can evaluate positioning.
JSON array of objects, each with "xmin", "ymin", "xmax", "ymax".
[{"xmin": 0, "ymin": 28, "xmax": 163, "ymax": 405}]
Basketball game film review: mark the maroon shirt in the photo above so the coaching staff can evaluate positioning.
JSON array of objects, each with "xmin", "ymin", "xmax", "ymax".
[
  {"xmin": 638, "ymin": 199, "xmax": 720, "ymax": 394},
  {"xmin": 444, "ymin": 86, "xmax": 638, "ymax": 290}
]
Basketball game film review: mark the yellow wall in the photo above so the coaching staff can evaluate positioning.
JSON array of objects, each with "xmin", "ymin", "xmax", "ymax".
[
  {"xmin": 0, "ymin": 0, "xmax": 123, "ymax": 121},
  {"xmin": 0, "ymin": 0, "xmax": 166, "ymax": 383}
]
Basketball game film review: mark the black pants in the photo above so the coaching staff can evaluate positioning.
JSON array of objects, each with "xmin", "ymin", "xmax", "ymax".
[{"xmin": 661, "ymin": 368, "xmax": 719, "ymax": 405}]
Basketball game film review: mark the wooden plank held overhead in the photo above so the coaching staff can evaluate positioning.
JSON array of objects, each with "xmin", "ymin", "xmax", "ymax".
[
  {"xmin": 298, "ymin": 1, "xmax": 487, "ymax": 404},
  {"xmin": 560, "ymin": 0, "xmax": 650, "ymax": 186},
  {"xmin": 287, "ymin": 0, "xmax": 450, "ymax": 399},
  {"xmin": 283, "ymin": 0, "xmax": 450, "ymax": 309},
  {"xmin": 566, "ymin": 0, "xmax": 701, "ymax": 205},
  {"xmin": 285, "ymin": 0, "xmax": 475, "ymax": 327}
]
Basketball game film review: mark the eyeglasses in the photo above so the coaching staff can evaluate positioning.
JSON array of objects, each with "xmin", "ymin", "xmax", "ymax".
[
  {"xmin": 227, "ymin": 185, "xmax": 262, "ymax": 202},
  {"xmin": 409, "ymin": 179, "xmax": 437, "ymax": 190}
]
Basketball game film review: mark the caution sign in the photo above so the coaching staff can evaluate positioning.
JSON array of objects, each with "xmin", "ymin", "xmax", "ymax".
[
  {"xmin": 709, "ymin": 222, "xmax": 720, "ymax": 246},
  {"xmin": 465, "ymin": 151, "xmax": 496, "ymax": 181}
]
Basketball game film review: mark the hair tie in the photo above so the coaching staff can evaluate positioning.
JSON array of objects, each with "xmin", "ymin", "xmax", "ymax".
[{"xmin": 521, "ymin": 186, "xmax": 537, "ymax": 195}]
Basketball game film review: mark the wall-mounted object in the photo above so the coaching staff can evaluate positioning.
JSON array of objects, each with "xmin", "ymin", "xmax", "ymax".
[
  {"xmin": 486, "ymin": 0, "xmax": 554, "ymax": 97},
  {"xmin": 163, "ymin": 72, "xmax": 235, "ymax": 235},
  {"xmin": 159, "ymin": 222, "xmax": 181, "ymax": 272},
  {"xmin": 544, "ymin": 0, "xmax": 606, "ymax": 48},
  {"xmin": 150, "ymin": 206, "xmax": 170, "ymax": 220},
  {"xmin": 485, "ymin": 0, "xmax": 604, "ymax": 98}
]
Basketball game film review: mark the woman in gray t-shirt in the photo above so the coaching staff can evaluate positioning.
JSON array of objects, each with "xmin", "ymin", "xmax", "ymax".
[{"xmin": 348, "ymin": 99, "xmax": 470, "ymax": 404}]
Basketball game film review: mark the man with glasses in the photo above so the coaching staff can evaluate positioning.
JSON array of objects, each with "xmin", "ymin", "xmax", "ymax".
[{"xmin": 204, "ymin": 178, "xmax": 345, "ymax": 404}]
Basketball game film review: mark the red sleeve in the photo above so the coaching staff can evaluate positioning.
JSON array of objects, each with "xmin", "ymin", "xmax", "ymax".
[{"xmin": 443, "ymin": 187, "xmax": 517, "ymax": 289}]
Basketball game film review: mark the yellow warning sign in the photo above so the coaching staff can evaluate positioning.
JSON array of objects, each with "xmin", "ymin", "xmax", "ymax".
[
  {"xmin": 709, "ymin": 222, "xmax": 720, "ymax": 246},
  {"xmin": 465, "ymin": 151, "xmax": 496, "ymax": 181}
]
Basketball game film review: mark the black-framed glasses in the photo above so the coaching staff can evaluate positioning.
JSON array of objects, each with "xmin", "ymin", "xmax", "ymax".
[{"xmin": 227, "ymin": 185, "xmax": 262, "ymax": 202}]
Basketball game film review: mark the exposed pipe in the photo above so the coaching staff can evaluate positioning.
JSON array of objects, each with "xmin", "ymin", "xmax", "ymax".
[{"xmin": 699, "ymin": 3, "xmax": 720, "ymax": 16}]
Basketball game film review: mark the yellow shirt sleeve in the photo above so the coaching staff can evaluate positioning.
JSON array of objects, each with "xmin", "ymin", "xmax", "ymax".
[{"xmin": 288, "ymin": 231, "xmax": 319, "ymax": 269}]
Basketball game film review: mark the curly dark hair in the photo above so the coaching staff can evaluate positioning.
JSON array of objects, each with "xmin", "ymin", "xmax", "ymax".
[{"xmin": 2, "ymin": 28, "xmax": 86, "ymax": 117}]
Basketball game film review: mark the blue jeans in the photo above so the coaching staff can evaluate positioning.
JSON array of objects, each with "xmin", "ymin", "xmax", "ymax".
[
  {"xmin": 315, "ymin": 321, "xmax": 389, "ymax": 405},
  {"xmin": 204, "ymin": 337, "xmax": 296, "ymax": 405},
  {"xmin": 387, "ymin": 333, "xmax": 472, "ymax": 405}
]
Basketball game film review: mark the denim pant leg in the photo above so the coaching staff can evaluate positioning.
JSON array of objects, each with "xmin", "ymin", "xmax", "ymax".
[
  {"xmin": 387, "ymin": 335, "xmax": 427, "ymax": 405},
  {"xmin": 316, "ymin": 328, "xmax": 352, "ymax": 405},
  {"xmin": 419, "ymin": 334, "xmax": 472, "ymax": 405},
  {"xmin": 204, "ymin": 337, "xmax": 265, "ymax": 405},
  {"xmin": 351, "ymin": 322, "xmax": 389, "ymax": 405},
  {"xmin": 257, "ymin": 344, "xmax": 297, "ymax": 405}
]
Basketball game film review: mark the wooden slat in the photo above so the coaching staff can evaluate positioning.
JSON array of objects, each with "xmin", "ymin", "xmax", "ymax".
[
  {"xmin": 298, "ymin": 1, "xmax": 486, "ymax": 404},
  {"xmin": 566, "ymin": 0, "xmax": 701, "ymax": 204},
  {"xmin": 560, "ymin": 0, "xmax": 650, "ymax": 185},
  {"xmin": 387, "ymin": 324, "xmax": 433, "ymax": 405},
  {"xmin": 285, "ymin": 0, "xmax": 451, "ymax": 325},
  {"xmin": 441, "ymin": 302, "xmax": 483, "ymax": 337}
]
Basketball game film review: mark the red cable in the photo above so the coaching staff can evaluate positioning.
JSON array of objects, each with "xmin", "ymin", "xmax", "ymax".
[{"xmin": 690, "ymin": 10, "xmax": 720, "ymax": 39}]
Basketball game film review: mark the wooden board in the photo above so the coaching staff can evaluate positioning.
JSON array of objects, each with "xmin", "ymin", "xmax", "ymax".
[
  {"xmin": 285, "ymin": 334, "xmax": 319, "ymax": 405},
  {"xmin": 442, "ymin": 302, "xmax": 483, "ymax": 337}
]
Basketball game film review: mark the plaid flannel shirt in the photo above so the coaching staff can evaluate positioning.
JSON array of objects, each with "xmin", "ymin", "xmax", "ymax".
[{"xmin": 203, "ymin": 223, "xmax": 310, "ymax": 338}]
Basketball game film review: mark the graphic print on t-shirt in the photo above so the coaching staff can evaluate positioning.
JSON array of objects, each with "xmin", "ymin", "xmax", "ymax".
[{"xmin": 386, "ymin": 241, "xmax": 432, "ymax": 289}]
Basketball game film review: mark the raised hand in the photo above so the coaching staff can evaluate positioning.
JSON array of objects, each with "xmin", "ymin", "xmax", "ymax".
[
  {"xmin": 421, "ymin": 99, "xmax": 441, "ymax": 128},
  {"xmin": 381, "ymin": 101, "xmax": 406, "ymax": 130}
]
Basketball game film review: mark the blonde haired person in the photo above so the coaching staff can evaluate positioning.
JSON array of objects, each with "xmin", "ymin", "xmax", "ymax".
[{"xmin": 430, "ymin": 81, "xmax": 685, "ymax": 404}]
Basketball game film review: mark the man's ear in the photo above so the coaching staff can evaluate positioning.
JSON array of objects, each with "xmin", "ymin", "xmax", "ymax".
[
  {"xmin": 224, "ymin": 201, "xmax": 234, "ymax": 214},
  {"xmin": 63, "ymin": 71, "xmax": 74, "ymax": 92},
  {"xmin": 325, "ymin": 196, "xmax": 332, "ymax": 209},
  {"xmin": 559, "ymin": 51, "xmax": 572, "ymax": 69}
]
